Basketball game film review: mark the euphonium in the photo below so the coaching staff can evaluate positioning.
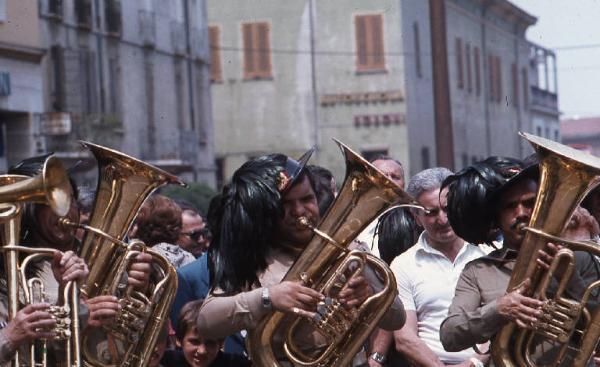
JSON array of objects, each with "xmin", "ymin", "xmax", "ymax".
[
  {"xmin": 491, "ymin": 133, "xmax": 600, "ymax": 367},
  {"xmin": 59, "ymin": 141, "xmax": 184, "ymax": 367},
  {"xmin": 247, "ymin": 140, "xmax": 422, "ymax": 366},
  {"xmin": 0, "ymin": 156, "xmax": 81, "ymax": 367}
]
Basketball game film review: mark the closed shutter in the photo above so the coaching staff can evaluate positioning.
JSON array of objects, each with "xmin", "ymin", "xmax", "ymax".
[
  {"xmin": 209, "ymin": 26, "xmax": 222, "ymax": 82},
  {"xmin": 243, "ymin": 22, "xmax": 272, "ymax": 79},
  {"xmin": 355, "ymin": 14, "xmax": 385, "ymax": 72}
]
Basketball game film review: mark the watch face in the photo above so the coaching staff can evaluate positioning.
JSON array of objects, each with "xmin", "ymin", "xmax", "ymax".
[{"xmin": 371, "ymin": 353, "xmax": 385, "ymax": 363}]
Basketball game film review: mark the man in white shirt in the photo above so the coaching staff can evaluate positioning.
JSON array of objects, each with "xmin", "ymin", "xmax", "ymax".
[
  {"xmin": 356, "ymin": 155, "xmax": 405, "ymax": 255},
  {"xmin": 391, "ymin": 167, "xmax": 487, "ymax": 367}
]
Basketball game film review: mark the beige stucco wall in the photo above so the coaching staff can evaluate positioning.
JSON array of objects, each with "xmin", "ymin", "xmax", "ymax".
[{"xmin": 0, "ymin": 0, "xmax": 40, "ymax": 47}]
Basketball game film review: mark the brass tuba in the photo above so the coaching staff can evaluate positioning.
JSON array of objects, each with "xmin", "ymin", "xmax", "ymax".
[
  {"xmin": 247, "ymin": 140, "xmax": 421, "ymax": 366},
  {"xmin": 0, "ymin": 156, "xmax": 81, "ymax": 367},
  {"xmin": 491, "ymin": 132, "xmax": 600, "ymax": 367},
  {"xmin": 59, "ymin": 141, "xmax": 184, "ymax": 367}
]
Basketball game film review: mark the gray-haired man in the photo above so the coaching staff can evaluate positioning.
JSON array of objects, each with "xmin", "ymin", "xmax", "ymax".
[{"xmin": 391, "ymin": 168, "xmax": 488, "ymax": 367}]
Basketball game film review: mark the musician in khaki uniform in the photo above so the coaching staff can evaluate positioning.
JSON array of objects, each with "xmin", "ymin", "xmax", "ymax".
[
  {"xmin": 439, "ymin": 157, "xmax": 600, "ymax": 366},
  {"xmin": 197, "ymin": 152, "xmax": 406, "ymax": 365}
]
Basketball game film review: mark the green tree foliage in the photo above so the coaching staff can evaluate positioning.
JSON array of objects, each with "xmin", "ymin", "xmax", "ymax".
[{"xmin": 160, "ymin": 182, "xmax": 217, "ymax": 216}]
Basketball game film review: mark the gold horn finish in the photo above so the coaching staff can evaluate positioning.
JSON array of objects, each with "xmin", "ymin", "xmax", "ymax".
[
  {"xmin": 66, "ymin": 141, "xmax": 183, "ymax": 367},
  {"xmin": 491, "ymin": 132, "xmax": 600, "ymax": 367},
  {"xmin": 0, "ymin": 156, "xmax": 80, "ymax": 367},
  {"xmin": 247, "ymin": 139, "xmax": 419, "ymax": 366}
]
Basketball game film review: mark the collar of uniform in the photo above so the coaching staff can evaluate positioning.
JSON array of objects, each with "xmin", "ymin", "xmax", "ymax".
[
  {"xmin": 479, "ymin": 246, "xmax": 518, "ymax": 263},
  {"xmin": 415, "ymin": 231, "xmax": 469, "ymax": 260}
]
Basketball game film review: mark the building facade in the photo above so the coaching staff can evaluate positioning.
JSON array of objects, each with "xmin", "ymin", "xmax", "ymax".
[
  {"xmin": 561, "ymin": 117, "xmax": 600, "ymax": 156},
  {"xmin": 0, "ymin": 0, "xmax": 46, "ymax": 171},
  {"xmin": 37, "ymin": 0, "xmax": 215, "ymax": 184},
  {"xmin": 208, "ymin": 0, "xmax": 559, "ymax": 182}
]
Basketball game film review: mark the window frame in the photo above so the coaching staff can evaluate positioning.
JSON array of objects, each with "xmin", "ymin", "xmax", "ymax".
[{"xmin": 355, "ymin": 13, "xmax": 386, "ymax": 73}]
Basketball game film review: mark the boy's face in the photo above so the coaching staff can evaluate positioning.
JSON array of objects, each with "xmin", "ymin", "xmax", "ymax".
[
  {"xmin": 182, "ymin": 328, "xmax": 223, "ymax": 367},
  {"xmin": 148, "ymin": 337, "xmax": 167, "ymax": 367}
]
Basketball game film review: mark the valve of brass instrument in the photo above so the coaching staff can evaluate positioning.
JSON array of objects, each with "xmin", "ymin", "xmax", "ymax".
[
  {"xmin": 106, "ymin": 294, "xmax": 152, "ymax": 343},
  {"xmin": 48, "ymin": 305, "xmax": 72, "ymax": 339}
]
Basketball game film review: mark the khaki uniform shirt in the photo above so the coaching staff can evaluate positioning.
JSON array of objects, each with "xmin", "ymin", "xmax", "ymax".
[
  {"xmin": 198, "ymin": 244, "xmax": 405, "ymax": 365},
  {"xmin": 440, "ymin": 247, "xmax": 600, "ymax": 366}
]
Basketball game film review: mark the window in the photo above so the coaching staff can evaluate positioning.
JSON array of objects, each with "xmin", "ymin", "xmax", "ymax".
[
  {"xmin": 474, "ymin": 47, "xmax": 481, "ymax": 96},
  {"xmin": 105, "ymin": 0, "xmax": 122, "ymax": 36},
  {"xmin": 466, "ymin": 43, "xmax": 472, "ymax": 93},
  {"xmin": 75, "ymin": 0, "xmax": 92, "ymax": 28},
  {"xmin": 0, "ymin": 0, "xmax": 6, "ymax": 22},
  {"xmin": 522, "ymin": 67, "xmax": 529, "ymax": 108},
  {"xmin": 495, "ymin": 56, "xmax": 502, "ymax": 103},
  {"xmin": 355, "ymin": 14, "xmax": 385, "ymax": 72},
  {"xmin": 413, "ymin": 22, "xmax": 422, "ymax": 78},
  {"xmin": 456, "ymin": 38, "xmax": 464, "ymax": 89},
  {"xmin": 361, "ymin": 149, "xmax": 388, "ymax": 162},
  {"xmin": 242, "ymin": 22, "xmax": 272, "ymax": 79},
  {"xmin": 48, "ymin": 0, "xmax": 63, "ymax": 18},
  {"xmin": 488, "ymin": 54, "xmax": 495, "ymax": 102},
  {"xmin": 511, "ymin": 63, "xmax": 519, "ymax": 109},
  {"xmin": 209, "ymin": 26, "xmax": 222, "ymax": 82},
  {"xmin": 421, "ymin": 147, "xmax": 430, "ymax": 169}
]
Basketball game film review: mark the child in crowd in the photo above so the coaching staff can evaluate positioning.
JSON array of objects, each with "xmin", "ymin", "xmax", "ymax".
[{"xmin": 174, "ymin": 300, "xmax": 251, "ymax": 367}]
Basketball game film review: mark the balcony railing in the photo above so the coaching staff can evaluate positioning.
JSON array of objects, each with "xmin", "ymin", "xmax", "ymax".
[
  {"xmin": 145, "ymin": 130, "xmax": 199, "ymax": 171},
  {"xmin": 530, "ymin": 86, "xmax": 558, "ymax": 112}
]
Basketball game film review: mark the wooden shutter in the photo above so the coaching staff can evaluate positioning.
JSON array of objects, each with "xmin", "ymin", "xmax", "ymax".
[
  {"xmin": 496, "ymin": 56, "xmax": 502, "ymax": 103},
  {"xmin": 209, "ymin": 26, "xmax": 222, "ymax": 82},
  {"xmin": 413, "ymin": 22, "xmax": 422, "ymax": 77},
  {"xmin": 488, "ymin": 53, "xmax": 495, "ymax": 102},
  {"xmin": 456, "ymin": 38, "xmax": 463, "ymax": 89},
  {"xmin": 371, "ymin": 15, "xmax": 384, "ymax": 69},
  {"xmin": 511, "ymin": 63, "xmax": 519, "ymax": 108},
  {"xmin": 256, "ymin": 22, "xmax": 271, "ymax": 76},
  {"xmin": 474, "ymin": 47, "xmax": 481, "ymax": 96},
  {"xmin": 355, "ymin": 14, "xmax": 385, "ymax": 72},
  {"xmin": 243, "ymin": 22, "xmax": 272, "ymax": 79},
  {"xmin": 466, "ymin": 43, "xmax": 472, "ymax": 93},
  {"xmin": 522, "ymin": 67, "xmax": 529, "ymax": 107}
]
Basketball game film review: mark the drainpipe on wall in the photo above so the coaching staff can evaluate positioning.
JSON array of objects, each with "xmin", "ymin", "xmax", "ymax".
[
  {"xmin": 183, "ymin": 0, "xmax": 196, "ymax": 132},
  {"xmin": 308, "ymin": 0, "xmax": 320, "ymax": 152},
  {"xmin": 481, "ymin": 5, "xmax": 491, "ymax": 156},
  {"xmin": 94, "ymin": 0, "xmax": 105, "ymax": 113},
  {"xmin": 429, "ymin": 0, "xmax": 454, "ymax": 169}
]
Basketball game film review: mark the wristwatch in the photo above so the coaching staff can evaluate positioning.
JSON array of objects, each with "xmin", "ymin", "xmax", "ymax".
[
  {"xmin": 261, "ymin": 287, "xmax": 272, "ymax": 309},
  {"xmin": 370, "ymin": 352, "xmax": 386, "ymax": 364}
]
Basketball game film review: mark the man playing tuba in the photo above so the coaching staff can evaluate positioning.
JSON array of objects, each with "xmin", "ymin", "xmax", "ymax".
[
  {"xmin": 0, "ymin": 155, "xmax": 153, "ymax": 365},
  {"xmin": 439, "ymin": 156, "xmax": 600, "ymax": 366},
  {"xmin": 197, "ymin": 152, "xmax": 406, "ymax": 366}
]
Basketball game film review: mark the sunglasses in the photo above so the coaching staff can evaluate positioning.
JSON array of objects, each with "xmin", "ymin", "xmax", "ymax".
[
  {"xmin": 421, "ymin": 206, "xmax": 448, "ymax": 217},
  {"xmin": 182, "ymin": 228, "xmax": 211, "ymax": 241}
]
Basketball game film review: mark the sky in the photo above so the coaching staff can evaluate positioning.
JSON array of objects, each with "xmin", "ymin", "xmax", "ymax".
[{"xmin": 510, "ymin": 0, "xmax": 600, "ymax": 119}]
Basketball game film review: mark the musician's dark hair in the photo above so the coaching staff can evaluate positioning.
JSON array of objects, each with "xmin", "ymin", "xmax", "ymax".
[
  {"xmin": 376, "ymin": 208, "xmax": 422, "ymax": 265},
  {"xmin": 442, "ymin": 156, "xmax": 523, "ymax": 245},
  {"xmin": 208, "ymin": 154, "xmax": 287, "ymax": 294},
  {"xmin": 307, "ymin": 165, "xmax": 335, "ymax": 216},
  {"xmin": 208, "ymin": 154, "xmax": 317, "ymax": 295}
]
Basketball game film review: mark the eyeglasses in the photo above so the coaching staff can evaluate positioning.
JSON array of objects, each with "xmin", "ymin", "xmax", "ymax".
[
  {"xmin": 182, "ymin": 228, "xmax": 211, "ymax": 241},
  {"xmin": 422, "ymin": 206, "xmax": 448, "ymax": 217}
]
